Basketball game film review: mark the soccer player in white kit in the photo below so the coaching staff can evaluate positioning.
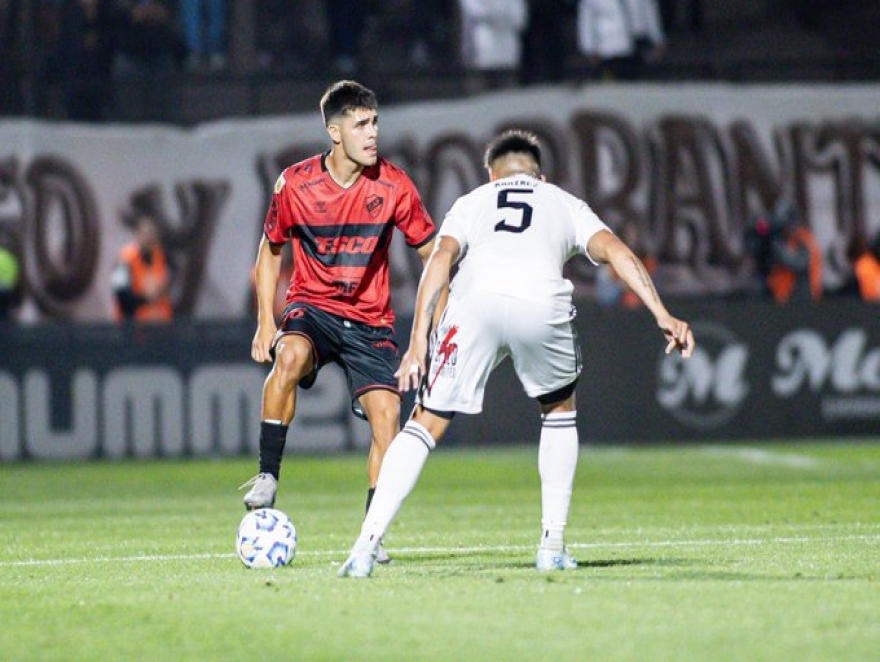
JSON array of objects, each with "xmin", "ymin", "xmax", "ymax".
[{"xmin": 339, "ymin": 129, "xmax": 695, "ymax": 577}]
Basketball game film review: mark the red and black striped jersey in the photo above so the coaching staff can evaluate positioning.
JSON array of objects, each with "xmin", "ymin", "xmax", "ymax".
[{"xmin": 264, "ymin": 152, "xmax": 435, "ymax": 328}]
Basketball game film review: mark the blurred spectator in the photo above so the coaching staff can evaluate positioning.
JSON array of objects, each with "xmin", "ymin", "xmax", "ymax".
[
  {"xmin": 458, "ymin": 0, "xmax": 528, "ymax": 92},
  {"xmin": 110, "ymin": 212, "xmax": 174, "ymax": 323},
  {"xmin": 786, "ymin": 0, "xmax": 828, "ymax": 31},
  {"xmin": 763, "ymin": 199, "xmax": 822, "ymax": 304},
  {"xmin": 367, "ymin": 0, "xmax": 448, "ymax": 69},
  {"xmin": 576, "ymin": 0, "xmax": 665, "ymax": 81},
  {"xmin": 845, "ymin": 232, "xmax": 880, "ymax": 302},
  {"xmin": 112, "ymin": 0, "xmax": 182, "ymax": 77},
  {"xmin": 0, "ymin": 0, "xmax": 19, "ymax": 114},
  {"xmin": 0, "ymin": 242, "xmax": 22, "ymax": 322},
  {"xmin": 520, "ymin": 0, "xmax": 576, "ymax": 85},
  {"xmin": 255, "ymin": 0, "xmax": 326, "ymax": 71},
  {"xmin": 58, "ymin": 0, "xmax": 116, "ymax": 121},
  {"xmin": 0, "ymin": 0, "xmax": 12, "ymax": 50},
  {"xmin": 180, "ymin": 0, "xmax": 227, "ymax": 71},
  {"xmin": 658, "ymin": 0, "xmax": 702, "ymax": 34},
  {"xmin": 325, "ymin": 0, "xmax": 368, "ymax": 74}
]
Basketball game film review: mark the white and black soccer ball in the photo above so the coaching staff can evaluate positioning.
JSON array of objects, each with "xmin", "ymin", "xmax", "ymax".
[{"xmin": 236, "ymin": 508, "xmax": 297, "ymax": 569}]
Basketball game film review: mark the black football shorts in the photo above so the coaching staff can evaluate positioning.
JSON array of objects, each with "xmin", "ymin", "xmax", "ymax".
[{"xmin": 276, "ymin": 302, "xmax": 400, "ymax": 419}]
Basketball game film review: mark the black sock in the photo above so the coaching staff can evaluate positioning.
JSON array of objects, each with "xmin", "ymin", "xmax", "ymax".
[
  {"xmin": 366, "ymin": 487, "xmax": 376, "ymax": 514},
  {"xmin": 259, "ymin": 421, "xmax": 288, "ymax": 479}
]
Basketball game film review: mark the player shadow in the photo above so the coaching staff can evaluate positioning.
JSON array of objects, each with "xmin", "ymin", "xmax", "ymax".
[
  {"xmin": 402, "ymin": 552, "xmax": 695, "ymax": 572},
  {"xmin": 378, "ymin": 554, "xmax": 818, "ymax": 581},
  {"xmin": 502, "ymin": 557, "xmax": 701, "ymax": 571},
  {"xmin": 580, "ymin": 557, "xmax": 688, "ymax": 568}
]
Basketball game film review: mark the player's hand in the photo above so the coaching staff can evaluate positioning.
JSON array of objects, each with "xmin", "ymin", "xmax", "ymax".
[
  {"xmin": 658, "ymin": 315, "xmax": 695, "ymax": 358},
  {"xmin": 251, "ymin": 323, "xmax": 277, "ymax": 363},
  {"xmin": 395, "ymin": 343, "xmax": 427, "ymax": 392}
]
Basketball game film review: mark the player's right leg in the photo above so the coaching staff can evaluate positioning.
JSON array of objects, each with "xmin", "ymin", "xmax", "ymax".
[
  {"xmin": 339, "ymin": 295, "xmax": 494, "ymax": 577},
  {"xmin": 338, "ymin": 409, "xmax": 451, "ymax": 578},
  {"xmin": 242, "ymin": 331, "xmax": 316, "ymax": 510}
]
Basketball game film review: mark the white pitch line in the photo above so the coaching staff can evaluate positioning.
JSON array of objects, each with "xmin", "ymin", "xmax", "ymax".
[
  {"xmin": 2, "ymin": 533, "xmax": 878, "ymax": 568},
  {"xmin": 701, "ymin": 445, "xmax": 822, "ymax": 469}
]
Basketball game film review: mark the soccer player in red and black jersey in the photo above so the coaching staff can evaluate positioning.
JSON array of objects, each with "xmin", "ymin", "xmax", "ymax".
[{"xmin": 241, "ymin": 81, "xmax": 436, "ymax": 562}]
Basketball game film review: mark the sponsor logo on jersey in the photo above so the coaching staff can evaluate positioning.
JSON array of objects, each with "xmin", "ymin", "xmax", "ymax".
[
  {"xmin": 332, "ymin": 279, "xmax": 359, "ymax": 295},
  {"xmin": 315, "ymin": 235, "xmax": 379, "ymax": 255}
]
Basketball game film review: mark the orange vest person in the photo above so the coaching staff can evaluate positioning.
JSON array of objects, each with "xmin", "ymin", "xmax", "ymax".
[
  {"xmin": 766, "ymin": 226, "xmax": 822, "ymax": 303},
  {"xmin": 762, "ymin": 200, "xmax": 821, "ymax": 304},
  {"xmin": 111, "ymin": 214, "xmax": 173, "ymax": 322},
  {"xmin": 847, "ymin": 233, "xmax": 880, "ymax": 302}
]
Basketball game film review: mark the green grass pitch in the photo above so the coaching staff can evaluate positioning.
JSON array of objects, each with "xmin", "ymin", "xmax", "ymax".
[{"xmin": 1, "ymin": 441, "xmax": 878, "ymax": 661}]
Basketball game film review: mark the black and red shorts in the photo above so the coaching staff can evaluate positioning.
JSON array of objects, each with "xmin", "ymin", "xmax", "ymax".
[{"xmin": 275, "ymin": 302, "xmax": 400, "ymax": 420}]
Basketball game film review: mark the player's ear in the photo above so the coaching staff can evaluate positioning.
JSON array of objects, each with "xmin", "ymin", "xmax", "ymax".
[
  {"xmin": 487, "ymin": 167, "xmax": 497, "ymax": 181},
  {"xmin": 326, "ymin": 123, "xmax": 341, "ymax": 144},
  {"xmin": 539, "ymin": 174, "xmax": 547, "ymax": 182}
]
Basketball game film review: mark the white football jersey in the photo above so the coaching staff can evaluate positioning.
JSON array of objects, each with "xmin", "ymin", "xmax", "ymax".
[{"xmin": 438, "ymin": 174, "xmax": 610, "ymax": 302}]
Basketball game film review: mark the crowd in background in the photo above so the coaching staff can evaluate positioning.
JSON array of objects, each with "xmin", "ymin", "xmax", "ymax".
[
  {"xmin": 0, "ymin": 0, "xmax": 800, "ymax": 122},
  {"xmin": 1, "ymin": 1, "xmax": 876, "ymax": 122},
  {"xmin": 0, "ymin": 0, "xmax": 878, "ymax": 326}
]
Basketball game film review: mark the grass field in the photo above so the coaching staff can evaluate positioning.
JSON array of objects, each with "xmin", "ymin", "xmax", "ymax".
[{"xmin": 1, "ymin": 440, "xmax": 878, "ymax": 661}]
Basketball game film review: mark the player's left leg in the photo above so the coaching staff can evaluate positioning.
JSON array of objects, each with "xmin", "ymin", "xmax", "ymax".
[
  {"xmin": 358, "ymin": 388, "xmax": 402, "ymax": 564},
  {"xmin": 535, "ymin": 388, "xmax": 579, "ymax": 571},
  {"xmin": 508, "ymin": 298, "xmax": 581, "ymax": 570},
  {"xmin": 344, "ymin": 319, "xmax": 405, "ymax": 564}
]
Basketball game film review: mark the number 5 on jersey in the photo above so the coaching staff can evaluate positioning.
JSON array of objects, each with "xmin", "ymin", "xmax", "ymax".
[{"xmin": 495, "ymin": 189, "xmax": 533, "ymax": 233}]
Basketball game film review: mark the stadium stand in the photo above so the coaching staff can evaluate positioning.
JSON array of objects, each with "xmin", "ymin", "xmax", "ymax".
[{"xmin": 0, "ymin": 0, "xmax": 878, "ymax": 124}]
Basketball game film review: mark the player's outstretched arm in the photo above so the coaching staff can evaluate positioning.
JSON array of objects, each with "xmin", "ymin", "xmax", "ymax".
[
  {"xmin": 397, "ymin": 236, "xmax": 461, "ymax": 391},
  {"xmin": 251, "ymin": 235, "xmax": 284, "ymax": 364},
  {"xmin": 415, "ymin": 237, "xmax": 447, "ymax": 332},
  {"xmin": 587, "ymin": 229, "xmax": 695, "ymax": 357}
]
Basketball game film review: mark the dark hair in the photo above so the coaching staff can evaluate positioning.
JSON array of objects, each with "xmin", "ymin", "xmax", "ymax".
[
  {"xmin": 483, "ymin": 130, "xmax": 542, "ymax": 170},
  {"xmin": 320, "ymin": 80, "xmax": 378, "ymax": 126}
]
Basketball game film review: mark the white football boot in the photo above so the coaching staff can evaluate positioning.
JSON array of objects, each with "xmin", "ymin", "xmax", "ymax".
[
  {"xmin": 535, "ymin": 547, "xmax": 578, "ymax": 571},
  {"xmin": 239, "ymin": 473, "xmax": 278, "ymax": 510},
  {"xmin": 337, "ymin": 551, "xmax": 376, "ymax": 578}
]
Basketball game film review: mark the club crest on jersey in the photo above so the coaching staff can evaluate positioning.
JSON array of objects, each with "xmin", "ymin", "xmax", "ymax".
[
  {"xmin": 274, "ymin": 174, "xmax": 286, "ymax": 194},
  {"xmin": 365, "ymin": 195, "xmax": 384, "ymax": 218}
]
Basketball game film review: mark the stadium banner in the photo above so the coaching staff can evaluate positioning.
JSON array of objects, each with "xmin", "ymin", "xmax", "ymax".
[
  {"xmin": 1, "ymin": 297, "xmax": 878, "ymax": 461},
  {"xmin": 0, "ymin": 83, "xmax": 879, "ymax": 323}
]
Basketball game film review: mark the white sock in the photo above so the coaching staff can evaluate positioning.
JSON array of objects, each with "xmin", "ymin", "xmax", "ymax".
[
  {"xmin": 352, "ymin": 420, "xmax": 435, "ymax": 554},
  {"xmin": 538, "ymin": 411, "xmax": 579, "ymax": 551}
]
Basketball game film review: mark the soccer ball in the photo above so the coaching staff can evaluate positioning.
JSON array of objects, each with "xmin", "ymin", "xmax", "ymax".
[{"xmin": 236, "ymin": 508, "xmax": 297, "ymax": 569}]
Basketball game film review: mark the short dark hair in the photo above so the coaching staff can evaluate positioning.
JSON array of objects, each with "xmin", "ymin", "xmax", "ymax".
[
  {"xmin": 484, "ymin": 130, "xmax": 542, "ymax": 170},
  {"xmin": 320, "ymin": 80, "xmax": 378, "ymax": 126}
]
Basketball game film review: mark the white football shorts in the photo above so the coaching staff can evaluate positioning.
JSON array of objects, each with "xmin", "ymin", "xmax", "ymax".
[{"xmin": 418, "ymin": 291, "xmax": 581, "ymax": 414}]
